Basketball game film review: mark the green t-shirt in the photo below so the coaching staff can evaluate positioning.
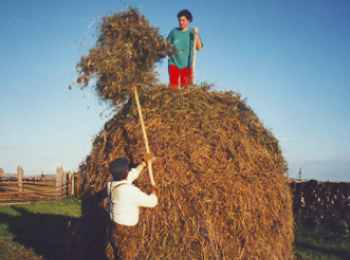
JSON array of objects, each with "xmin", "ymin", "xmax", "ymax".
[{"xmin": 167, "ymin": 28, "xmax": 202, "ymax": 70}]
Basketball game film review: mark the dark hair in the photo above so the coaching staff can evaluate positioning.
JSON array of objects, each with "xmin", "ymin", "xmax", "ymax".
[
  {"xmin": 177, "ymin": 9, "xmax": 192, "ymax": 22},
  {"xmin": 110, "ymin": 157, "xmax": 129, "ymax": 181}
]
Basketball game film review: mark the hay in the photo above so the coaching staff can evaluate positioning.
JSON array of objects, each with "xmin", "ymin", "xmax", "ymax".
[
  {"xmin": 74, "ymin": 85, "xmax": 294, "ymax": 259},
  {"xmin": 76, "ymin": 8, "xmax": 172, "ymax": 107},
  {"xmin": 72, "ymin": 8, "xmax": 294, "ymax": 260}
]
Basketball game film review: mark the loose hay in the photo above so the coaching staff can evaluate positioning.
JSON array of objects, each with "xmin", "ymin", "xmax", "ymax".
[
  {"xmin": 74, "ymin": 85, "xmax": 295, "ymax": 260},
  {"xmin": 76, "ymin": 8, "xmax": 172, "ymax": 107}
]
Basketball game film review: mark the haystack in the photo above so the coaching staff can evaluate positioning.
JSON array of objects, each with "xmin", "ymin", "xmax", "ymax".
[{"xmin": 73, "ymin": 8, "xmax": 294, "ymax": 260}]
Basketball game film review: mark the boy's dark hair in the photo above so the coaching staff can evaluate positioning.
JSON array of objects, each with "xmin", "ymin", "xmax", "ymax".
[
  {"xmin": 110, "ymin": 157, "xmax": 129, "ymax": 181},
  {"xmin": 177, "ymin": 9, "xmax": 192, "ymax": 22}
]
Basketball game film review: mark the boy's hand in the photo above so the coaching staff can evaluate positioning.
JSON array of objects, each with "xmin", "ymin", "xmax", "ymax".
[
  {"xmin": 194, "ymin": 26, "xmax": 199, "ymax": 34},
  {"xmin": 151, "ymin": 189, "xmax": 157, "ymax": 196},
  {"xmin": 143, "ymin": 152, "xmax": 156, "ymax": 165},
  {"xmin": 151, "ymin": 185, "xmax": 159, "ymax": 196}
]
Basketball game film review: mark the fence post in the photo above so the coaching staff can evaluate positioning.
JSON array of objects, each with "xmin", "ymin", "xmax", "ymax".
[
  {"xmin": 56, "ymin": 167, "xmax": 61, "ymax": 198},
  {"xmin": 67, "ymin": 171, "xmax": 72, "ymax": 196},
  {"xmin": 76, "ymin": 170, "xmax": 81, "ymax": 199},
  {"xmin": 17, "ymin": 166, "xmax": 24, "ymax": 193},
  {"xmin": 0, "ymin": 168, "xmax": 4, "ymax": 179},
  {"xmin": 70, "ymin": 172, "xmax": 75, "ymax": 196},
  {"xmin": 60, "ymin": 167, "xmax": 66, "ymax": 196}
]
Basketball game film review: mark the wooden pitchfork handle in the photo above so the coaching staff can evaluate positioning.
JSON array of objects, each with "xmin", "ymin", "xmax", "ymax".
[
  {"xmin": 133, "ymin": 86, "xmax": 156, "ymax": 186},
  {"xmin": 192, "ymin": 33, "xmax": 197, "ymax": 84}
]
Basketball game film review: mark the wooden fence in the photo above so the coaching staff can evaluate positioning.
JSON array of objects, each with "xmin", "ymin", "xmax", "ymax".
[{"xmin": 0, "ymin": 166, "xmax": 76, "ymax": 205}]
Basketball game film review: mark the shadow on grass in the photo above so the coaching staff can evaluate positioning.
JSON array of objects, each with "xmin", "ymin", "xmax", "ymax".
[
  {"xmin": 295, "ymin": 241, "xmax": 350, "ymax": 260},
  {"xmin": 0, "ymin": 207, "xmax": 81, "ymax": 260}
]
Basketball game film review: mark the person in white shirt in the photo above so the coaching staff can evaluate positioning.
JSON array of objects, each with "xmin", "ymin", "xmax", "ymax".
[{"xmin": 106, "ymin": 155, "xmax": 158, "ymax": 226}]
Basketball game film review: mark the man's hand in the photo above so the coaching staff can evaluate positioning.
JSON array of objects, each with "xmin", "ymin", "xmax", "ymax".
[{"xmin": 194, "ymin": 26, "xmax": 199, "ymax": 34}]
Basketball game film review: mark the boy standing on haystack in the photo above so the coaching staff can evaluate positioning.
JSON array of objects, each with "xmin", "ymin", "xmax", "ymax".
[
  {"xmin": 167, "ymin": 9, "xmax": 203, "ymax": 90},
  {"xmin": 106, "ymin": 155, "xmax": 158, "ymax": 226}
]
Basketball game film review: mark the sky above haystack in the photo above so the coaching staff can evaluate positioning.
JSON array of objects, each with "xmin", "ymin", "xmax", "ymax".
[{"xmin": 0, "ymin": 0, "xmax": 349, "ymax": 181}]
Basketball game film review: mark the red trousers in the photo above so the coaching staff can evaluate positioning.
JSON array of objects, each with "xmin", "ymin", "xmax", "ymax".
[{"xmin": 168, "ymin": 65, "xmax": 193, "ymax": 91}]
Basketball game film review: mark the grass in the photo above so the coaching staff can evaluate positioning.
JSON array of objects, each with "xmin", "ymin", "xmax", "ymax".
[
  {"xmin": 293, "ymin": 214, "xmax": 350, "ymax": 260},
  {"xmin": 0, "ymin": 197, "xmax": 81, "ymax": 260},
  {"xmin": 294, "ymin": 232, "xmax": 350, "ymax": 260},
  {"xmin": 0, "ymin": 239, "xmax": 43, "ymax": 260},
  {"xmin": 1, "ymin": 198, "xmax": 349, "ymax": 259}
]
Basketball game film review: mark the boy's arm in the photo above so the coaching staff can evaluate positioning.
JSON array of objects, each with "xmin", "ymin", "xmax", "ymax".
[
  {"xmin": 166, "ymin": 29, "xmax": 173, "ymax": 43},
  {"xmin": 134, "ymin": 161, "xmax": 147, "ymax": 174},
  {"xmin": 127, "ymin": 164, "xmax": 144, "ymax": 183},
  {"xmin": 194, "ymin": 27, "xmax": 203, "ymax": 51},
  {"xmin": 133, "ymin": 187, "xmax": 158, "ymax": 208},
  {"xmin": 128, "ymin": 153, "xmax": 155, "ymax": 182}
]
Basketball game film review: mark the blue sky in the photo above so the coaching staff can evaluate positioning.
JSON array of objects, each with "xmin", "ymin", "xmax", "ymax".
[{"xmin": 1, "ymin": 0, "xmax": 349, "ymax": 181}]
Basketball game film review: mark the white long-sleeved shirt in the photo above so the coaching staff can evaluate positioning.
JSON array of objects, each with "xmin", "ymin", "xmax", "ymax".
[{"xmin": 106, "ymin": 168, "xmax": 158, "ymax": 226}]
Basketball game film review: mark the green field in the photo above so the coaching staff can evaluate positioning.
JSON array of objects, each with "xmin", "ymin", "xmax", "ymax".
[
  {"xmin": 0, "ymin": 197, "xmax": 81, "ymax": 260},
  {"xmin": 294, "ymin": 232, "xmax": 350, "ymax": 260},
  {"xmin": 293, "ymin": 218, "xmax": 350, "ymax": 260},
  {"xmin": 0, "ymin": 198, "xmax": 349, "ymax": 259}
]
